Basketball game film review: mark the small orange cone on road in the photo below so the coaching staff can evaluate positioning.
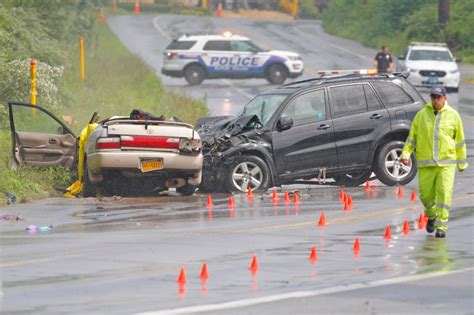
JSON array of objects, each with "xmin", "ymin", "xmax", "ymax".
[
  {"xmin": 249, "ymin": 255, "xmax": 259, "ymax": 273},
  {"xmin": 410, "ymin": 191, "xmax": 417, "ymax": 202},
  {"xmin": 134, "ymin": 0, "xmax": 140, "ymax": 14},
  {"xmin": 206, "ymin": 195, "xmax": 214, "ymax": 207},
  {"xmin": 283, "ymin": 191, "xmax": 290, "ymax": 203},
  {"xmin": 293, "ymin": 192, "xmax": 300, "ymax": 204},
  {"xmin": 348, "ymin": 195, "xmax": 353, "ymax": 208},
  {"xmin": 247, "ymin": 186, "xmax": 253, "ymax": 199},
  {"xmin": 365, "ymin": 180, "xmax": 371, "ymax": 191},
  {"xmin": 397, "ymin": 186, "xmax": 404, "ymax": 198},
  {"xmin": 272, "ymin": 189, "xmax": 279, "ymax": 202},
  {"xmin": 402, "ymin": 219, "xmax": 410, "ymax": 235},
  {"xmin": 309, "ymin": 245, "xmax": 318, "ymax": 262},
  {"xmin": 318, "ymin": 212, "xmax": 327, "ymax": 227},
  {"xmin": 200, "ymin": 262, "xmax": 209, "ymax": 280},
  {"xmin": 216, "ymin": 2, "xmax": 223, "ymax": 17},
  {"xmin": 177, "ymin": 267, "xmax": 187, "ymax": 285},
  {"xmin": 418, "ymin": 213, "xmax": 426, "ymax": 229},
  {"xmin": 228, "ymin": 195, "xmax": 235, "ymax": 208},
  {"xmin": 384, "ymin": 226, "xmax": 392, "ymax": 239},
  {"xmin": 343, "ymin": 199, "xmax": 350, "ymax": 211},
  {"xmin": 353, "ymin": 238, "xmax": 360, "ymax": 254},
  {"xmin": 339, "ymin": 188, "xmax": 344, "ymax": 201}
]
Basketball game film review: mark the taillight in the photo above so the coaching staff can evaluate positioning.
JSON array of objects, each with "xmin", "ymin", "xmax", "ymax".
[
  {"xmin": 120, "ymin": 136, "xmax": 180, "ymax": 149},
  {"xmin": 179, "ymin": 138, "xmax": 202, "ymax": 155},
  {"xmin": 96, "ymin": 137, "xmax": 121, "ymax": 149},
  {"xmin": 165, "ymin": 51, "xmax": 177, "ymax": 59}
]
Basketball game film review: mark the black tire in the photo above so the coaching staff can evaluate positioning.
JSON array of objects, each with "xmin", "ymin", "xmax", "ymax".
[
  {"xmin": 374, "ymin": 140, "xmax": 417, "ymax": 186},
  {"xmin": 176, "ymin": 184, "xmax": 197, "ymax": 196},
  {"xmin": 226, "ymin": 155, "xmax": 270, "ymax": 193},
  {"xmin": 333, "ymin": 171, "xmax": 372, "ymax": 187},
  {"xmin": 266, "ymin": 64, "xmax": 288, "ymax": 85},
  {"xmin": 82, "ymin": 160, "xmax": 97, "ymax": 197},
  {"xmin": 184, "ymin": 64, "xmax": 205, "ymax": 85}
]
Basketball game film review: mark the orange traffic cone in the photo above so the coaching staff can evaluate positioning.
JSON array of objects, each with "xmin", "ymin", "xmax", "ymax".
[
  {"xmin": 353, "ymin": 238, "xmax": 360, "ymax": 254},
  {"xmin": 293, "ymin": 192, "xmax": 300, "ymax": 204},
  {"xmin": 216, "ymin": 2, "xmax": 222, "ymax": 17},
  {"xmin": 402, "ymin": 219, "xmax": 410, "ymax": 235},
  {"xmin": 247, "ymin": 186, "xmax": 253, "ymax": 199},
  {"xmin": 318, "ymin": 212, "xmax": 327, "ymax": 227},
  {"xmin": 228, "ymin": 195, "xmax": 235, "ymax": 208},
  {"xmin": 339, "ymin": 188, "xmax": 344, "ymax": 201},
  {"xmin": 309, "ymin": 245, "xmax": 318, "ymax": 262},
  {"xmin": 206, "ymin": 195, "xmax": 214, "ymax": 207},
  {"xmin": 200, "ymin": 262, "xmax": 209, "ymax": 280},
  {"xmin": 343, "ymin": 199, "xmax": 350, "ymax": 211},
  {"xmin": 384, "ymin": 226, "xmax": 392, "ymax": 239},
  {"xmin": 348, "ymin": 195, "xmax": 353, "ymax": 209},
  {"xmin": 134, "ymin": 0, "xmax": 140, "ymax": 14},
  {"xmin": 410, "ymin": 191, "xmax": 417, "ymax": 202},
  {"xmin": 418, "ymin": 214, "xmax": 426, "ymax": 229},
  {"xmin": 177, "ymin": 267, "xmax": 187, "ymax": 285},
  {"xmin": 283, "ymin": 191, "xmax": 290, "ymax": 203},
  {"xmin": 397, "ymin": 186, "xmax": 404, "ymax": 198},
  {"xmin": 249, "ymin": 255, "xmax": 258, "ymax": 273},
  {"xmin": 272, "ymin": 189, "xmax": 279, "ymax": 202},
  {"xmin": 365, "ymin": 180, "xmax": 371, "ymax": 191}
]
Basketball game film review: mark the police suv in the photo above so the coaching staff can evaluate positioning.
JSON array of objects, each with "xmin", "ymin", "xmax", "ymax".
[{"xmin": 161, "ymin": 33, "xmax": 304, "ymax": 85}]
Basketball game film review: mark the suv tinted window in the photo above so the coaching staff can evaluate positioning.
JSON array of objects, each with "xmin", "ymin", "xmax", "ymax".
[
  {"xmin": 372, "ymin": 81, "xmax": 413, "ymax": 107},
  {"xmin": 203, "ymin": 40, "xmax": 231, "ymax": 51},
  {"xmin": 330, "ymin": 84, "xmax": 367, "ymax": 118},
  {"xmin": 166, "ymin": 41, "xmax": 196, "ymax": 50},
  {"xmin": 281, "ymin": 89, "xmax": 326, "ymax": 126},
  {"xmin": 364, "ymin": 84, "xmax": 382, "ymax": 111},
  {"xmin": 230, "ymin": 40, "xmax": 264, "ymax": 52}
]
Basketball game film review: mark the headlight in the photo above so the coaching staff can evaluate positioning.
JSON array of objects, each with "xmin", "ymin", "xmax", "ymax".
[
  {"xmin": 179, "ymin": 138, "xmax": 202, "ymax": 155},
  {"xmin": 449, "ymin": 69, "xmax": 459, "ymax": 74},
  {"xmin": 288, "ymin": 56, "xmax": 301, "ymax": 61}
]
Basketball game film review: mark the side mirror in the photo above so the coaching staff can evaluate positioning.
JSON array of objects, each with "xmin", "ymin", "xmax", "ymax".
[
  {"xmin": 277, "ymin": 117, "xmax": 293, "ymax": 131},
  {"xmin": 454, "ymin": 57, "xmax": 462, "ymax": 63},
  {"xmin": 398, "ymin": 55, "xmax": 405, "ymax": 60}
]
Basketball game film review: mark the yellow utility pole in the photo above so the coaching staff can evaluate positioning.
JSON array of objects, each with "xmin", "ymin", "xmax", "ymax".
[
  {"xmin": 80, "ymin": 36, "xmax": 85, "ymax": 81},
  {"xmin": 292, "ymin": 0, "xmax": 298, "ymax": 18},
  {"xmin": 202, "ymin": 0, "xmax": 207, "ymax": 9},
  {"xmin": 30, "ymin": 59, "xmax": 37, "ymax": 116}
]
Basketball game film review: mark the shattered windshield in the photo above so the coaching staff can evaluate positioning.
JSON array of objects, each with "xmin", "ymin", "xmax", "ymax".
[{"xmin": 239, "ymin": 94, "xmax": 288, "ymax": 126}]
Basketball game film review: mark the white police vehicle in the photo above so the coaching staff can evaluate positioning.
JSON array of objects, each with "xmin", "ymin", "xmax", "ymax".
[
  {"xmin": 397, "ymin": 42, "xmax": 461, "ymax": 92},
  {"xmin": 161, "ymin": 33, "xmax": 304, "ymax": 85}
]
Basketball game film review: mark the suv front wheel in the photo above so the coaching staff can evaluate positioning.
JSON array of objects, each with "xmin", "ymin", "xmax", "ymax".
[
  {"xmin": 266, "ymin": 64, "xmax": 288, "ymax": 85},
  {"xmin": 374, "ymin": 141, "xmax": 417, "ymax": 186},
  {"xmin": 184, "ymin": 64, "xmax": 206, "ymax": 85},
  {"xmin": 226, "ymin": 155, "xmax": 270, "ymax": 192}
]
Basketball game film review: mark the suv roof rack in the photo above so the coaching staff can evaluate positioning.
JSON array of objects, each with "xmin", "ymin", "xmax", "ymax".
[{"xmin": 410, "ymin": 42, "xmax": 447, "ymax": 47}]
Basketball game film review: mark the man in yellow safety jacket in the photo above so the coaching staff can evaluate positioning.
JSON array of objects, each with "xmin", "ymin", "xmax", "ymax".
[{"xmin": 401, "ymin": 85, "xmax": 468, "ymax": 238}]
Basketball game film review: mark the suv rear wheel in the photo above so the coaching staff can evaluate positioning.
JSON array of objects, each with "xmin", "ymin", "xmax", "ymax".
[
  {"xmin": 374, "ymin": 141, "xmax": 416, "ymax": 186},
  {"xmin": 266, "ymin": 64, "xmax": 288, "ymax": 85},
  {"xmin": 184, "ymin": 64, "xmax": 205, "ymax": 85},
  {"xmin": 226, "ymin": 155, "xmax": 270, "ymax": 192}
]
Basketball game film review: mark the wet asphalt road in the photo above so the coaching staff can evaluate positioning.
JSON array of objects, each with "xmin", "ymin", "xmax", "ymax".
[{"xmin": 1, "ymin": 15, "xmax": 474, "ymax": 315}]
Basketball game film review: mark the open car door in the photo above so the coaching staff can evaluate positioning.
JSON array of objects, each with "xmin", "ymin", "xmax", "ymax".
[{"xmin": 8, "ymin": 102, "xmax": 77, "ymax": 169}]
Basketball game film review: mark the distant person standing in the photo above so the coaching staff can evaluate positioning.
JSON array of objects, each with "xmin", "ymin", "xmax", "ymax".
[{"xmin": 373, "ymin": 45, "xmax": 393, "ymax": 74}]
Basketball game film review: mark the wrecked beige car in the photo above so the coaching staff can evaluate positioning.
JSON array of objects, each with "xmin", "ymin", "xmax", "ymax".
[{"xmin": 8, "ymin": 102, "xmax": 203, "ymax": 196}]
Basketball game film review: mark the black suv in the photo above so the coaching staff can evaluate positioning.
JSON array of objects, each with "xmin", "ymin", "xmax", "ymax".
[{"xmin": 197, "ymin": 73, "xmax": 424, "ymax": 192}]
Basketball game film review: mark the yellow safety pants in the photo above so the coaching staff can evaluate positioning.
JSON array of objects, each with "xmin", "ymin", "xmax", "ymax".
[{"xmin": 418, "ymin": 165, "xmax": 456, "ymax": 232}]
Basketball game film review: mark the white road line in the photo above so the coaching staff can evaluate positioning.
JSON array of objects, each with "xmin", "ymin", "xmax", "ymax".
[
  {"xmin": 153, "ymin": 16, "xmax": 171, "ymax": 40},
  {"xmin": 136, "ymin": 267, "xmax": 474, "ymax": 315}
]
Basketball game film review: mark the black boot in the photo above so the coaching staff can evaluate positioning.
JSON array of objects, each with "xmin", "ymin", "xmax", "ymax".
[
  {"xmin": 435, "ymin": 229, "xmax": 446, "ymax": 238},
  {"xmin": 426, "ymin": 218, "xmax": 436, "ymax": 233}
]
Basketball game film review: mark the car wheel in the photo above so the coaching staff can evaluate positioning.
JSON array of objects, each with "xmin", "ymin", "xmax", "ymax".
[
  {"xmin": 374, "ymin": 140, "xmax": 417, "ymax": 186},
  {"xmin": 82, "ymin": 160, "xmax": 97, "ymax": 197},
  {"xmin": 266, "ymin": 64, "xmax": 288, "ymax": 85},
  {"xmin": 226, "ymin": 155, "xmax": 270, "ymax": 193},
  {"xmin": 176, "ymin": 184, "xmax": 197, "ymax": 196},
  {"xmin": 184, "ymin": 64, "xmax": 205, "ymax": 85},
  {"xmin": 333, "ymin": 171, "xmax": 372, "ymax": 187}
]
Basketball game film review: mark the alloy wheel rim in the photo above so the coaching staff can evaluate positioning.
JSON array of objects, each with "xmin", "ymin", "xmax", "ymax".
[
  {"xmin": 232, "ymin": 161, "xmax": 263, "ymax": 192},
  {"xmin": 384, "ymin": 148, "xmax": 412, "ymax": 180}
]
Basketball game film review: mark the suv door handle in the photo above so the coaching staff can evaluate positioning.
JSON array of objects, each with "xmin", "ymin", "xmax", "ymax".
[
  {"xmin": 370, "ymin": 113, "xmax": 384, "ymax": 119},
  {"xmin": 317, "ymin": 124, "xmax": 331, "ymax": 130}
]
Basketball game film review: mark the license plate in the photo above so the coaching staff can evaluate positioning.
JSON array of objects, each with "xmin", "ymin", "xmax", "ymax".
[
  {"xmin": 427, "ymin": 77, "xmax": 439, "ymax": 85},
  {"xmin": 140, "ymin": 159, "xmax": 163, "ymax": 172}
]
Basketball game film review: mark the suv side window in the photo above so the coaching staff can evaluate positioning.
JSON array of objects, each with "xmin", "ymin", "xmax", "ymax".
[
  {"xmin": 330, "ymin": 84, "xmax": 367, "ymax": 118},
  {"xmin": 372, "ymin": 81, "xmax": 414, "ymax": 107},
  {"xmin": 166, "ymin": 40, "xmax": 197, "ymax": 50},
  {"xmin": 230, "ymin": 40, "xmax": 258, "ymax": 52},
  {"xmin": 281, "ymin": 89, "xmax": 326, "ymax": 126},
  {"xmin": 364, "ymin": 84, "xmax": 382, "ymax": 111},
  {"xmin": 203, "ymin": 40, "xmax": 231, "ymax": 51}
]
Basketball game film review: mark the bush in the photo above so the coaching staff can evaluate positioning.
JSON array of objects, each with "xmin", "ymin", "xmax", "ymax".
[{"xmin": 299, "ymin": 0, "xmax": 320, "ymax": 19}]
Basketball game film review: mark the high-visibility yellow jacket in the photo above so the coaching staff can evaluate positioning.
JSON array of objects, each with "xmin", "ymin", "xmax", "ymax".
[{"xmin": 401, "ymin": 102, "xmax": 468, "ymax": 171}]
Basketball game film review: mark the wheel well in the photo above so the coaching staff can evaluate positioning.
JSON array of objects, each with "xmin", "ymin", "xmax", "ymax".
[
  {"xmin": 184, "ymin": 62, "xmax": 207, "ymax": 76},
  {"xmin": 373, "ymin": 131, "xmax": 408, "ymax": 161}
]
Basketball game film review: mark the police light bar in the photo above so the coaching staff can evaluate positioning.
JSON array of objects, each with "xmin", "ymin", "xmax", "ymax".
[
  {"xmin": 316, "ymin": 69, "xmax": 378, "ymax": 76},
  {"xmin": 222, "ymin": 31, "xmax": 232, "ymax": 38}
]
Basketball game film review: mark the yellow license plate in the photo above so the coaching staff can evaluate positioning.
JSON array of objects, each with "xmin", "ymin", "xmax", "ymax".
[{"xmin": 140, "ymin": 159, "xmax": 163, "ymax": 173}]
